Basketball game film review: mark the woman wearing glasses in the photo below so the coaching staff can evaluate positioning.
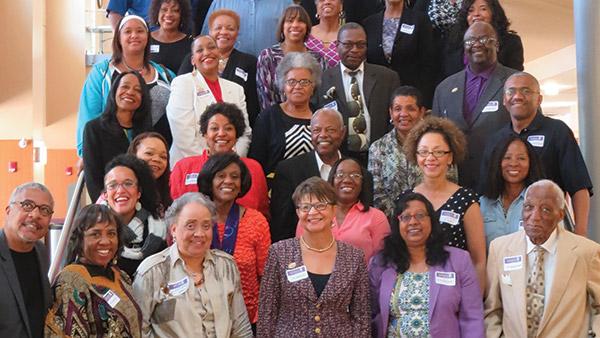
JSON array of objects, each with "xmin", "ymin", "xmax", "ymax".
[
  {"xmin": 402, "ymin": 117, "xmax": 486, "ymax": 290},
  {"xmin": 103, "ymin": 154, "xmax": 167, "ymax": 278},
  {"xmin": 258, "ymin": 177, "xmax": 371, "ymax": 337},
  {"xmin": 369, "ymin": 192, "xmax": 484, "ymax": 338},
  {"xmin": 297, "ymin": 158, "xmax": 389, "ymax": 263},
  {"xmin": 249, "ymin": 52, "xmax": 322, "ymax": 178}
]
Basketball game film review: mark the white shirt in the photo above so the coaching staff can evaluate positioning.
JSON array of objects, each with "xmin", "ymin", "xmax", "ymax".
[
  {"xmin": 339, "ymin": 62, "xmax": 371, "ymax": 144},
  {"xmin": 314, "ymin": 151, "xmax": 342, "ymax": 180},
  {"xmin": 526, "ymin": 227, "xmax": 558, "ymax": 308}
]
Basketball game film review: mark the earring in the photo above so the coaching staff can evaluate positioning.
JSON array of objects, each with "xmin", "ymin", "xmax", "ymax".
[
  {"xmin": 315, "ymin": 13, "xmax": 320, "ymax": 20},
  {"xmin": 112, "ymin": 256, "xmax": 118, "ymax": 265},
  {"xmin": 135, "ymin": 202, "xmax": 142, "ymax": 211}
]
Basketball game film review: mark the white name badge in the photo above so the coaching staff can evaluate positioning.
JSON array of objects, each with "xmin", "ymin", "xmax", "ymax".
[
  {"xmin": 197, "ymin": 89, "xmax": 211, "ymax": 97},
  {"xmin": 235, "ymin": 67, "xmax": 248, "ymax": 82},
  {"xmin": 185, "ymin": 173, "xmax": 199, "ymax": 185},
  {"xmin": 527, "ymin": 135, "xmax": 545, "ymax": 147},
  {"xmin": 168, "ymin": 276, "xmax": 190, "ymax": 296},
  {"xmin": 150, "ymin": 44, "xmax": 160, "ymax": 53},
  {"xmin": 286, "ymin": 265, "xmax": 309, "ymax": 283},
  {"xmin": 503, "ymin": 255, "xmax": 523, "ymax": 271},
  {"xmin": 323, "ymin": 100, "xmax": 338, "ymax": 111},
  {"xmin": 102, "ymin": 289, "xmax": 121, "ymax": 308},
  {"xmin": 482, "ymin": 100, "xmax": 499, "ymax": 113},
  {"xmin": 435, "ymin": 271, "xmax": 456, "ymax": 286},
  {"xmin": 439, "ymin": 210, "xmax": 460, "ymax": 226},
  {"xmin": 400, "ymin": 23, "xmax": 415, "ymax": 35}
]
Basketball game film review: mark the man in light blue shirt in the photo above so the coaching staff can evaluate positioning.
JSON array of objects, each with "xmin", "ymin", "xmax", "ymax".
[{"xmin": 201, "ymin": 0, "xmax": 293, "ymax": 56}]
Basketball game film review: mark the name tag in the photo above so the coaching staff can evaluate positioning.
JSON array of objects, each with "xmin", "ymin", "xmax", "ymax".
[
  {"xmin": 527, "ymin": 135, "xmax": 545, "ymax": 147},
  {"xmin": 435, "ymin": 271, "xmax": 456, "ymax": 286},
  {"xmin": 482, "ymin": 100, "xmax": 499, "ymax": 113},
  {"xmin": 235, "ymin": 67, "xmax": 248, "ymax": 82},
  {"xmin": 503, "ymin": 255, "xmax": 523, "ymax": 271},
  {"xmin": 439, "ymin": 210, "xmax": 460, "ymax": 225},
  {"xmin": 168, "ymin": 276, "xmax": 190, "ymax": 296},
  {"xmin": 197, "ymin": 89, "xmax": 211, "ymax": 97},
  {"xmin": 286, "ymin": 265, "xmax": 309, "ymax": 283},
  {"xmin": 150, "ymin": 44, "xmax": 160, "ymax": 53},
  {"xmin": 400, "ymin": 23, "xmax": 415, "ymax": 35},
  {"xmin": 185, "ymin": 173, "xmax": 199, "ymax": 185},
  {"xmin": 324, "ymin": 100, "xmax": 338, "ymax": 111},
  {"xmin": 102, "ymin": 289, "xmax": 121, "ymax": 308}
]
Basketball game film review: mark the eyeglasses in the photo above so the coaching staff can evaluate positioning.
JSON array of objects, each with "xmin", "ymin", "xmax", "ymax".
[
  {"xmin": 333, "ymin": 172, "xmax": 363, "ymax": 181},
  {"xmin": 105, "ymin": 180, "xmax": 138, "ymax": 191},
  {"xmin": 296, "ymin": 202, "xmax": 331, "ymax": 213},
  {"xmin": 285, "ymin": 79, "xmax": 313, "ymax": 88},
  {"xmin": 398, "ymin": 212, "xmax": 429, "ymax": 223},
  {"xmin": 504, "ymin": 87, "xmax": 540, "ymax": 97},
  {"xmin": 416, "ymin": 150, "xmax": 451, "ymax": 158},
  {"xmin": 13, "ymin": 200, "xmax": 54, "ymax": 217},
  {"xmin": 337, "ymin": 41, "xmax": 367, "ymax": 50},
  {"xmin": 464, "ymin": 36, "xmax": 497, "ymax": 48}
]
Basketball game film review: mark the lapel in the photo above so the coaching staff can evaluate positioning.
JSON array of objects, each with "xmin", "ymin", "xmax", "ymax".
[
  {"xmin": 329, "ymin": 68, "xmax": 350, "ymax": 116},
  {"xmin": 537, "ymin": 228, "xmax": 577, "ymax": 333},
  {"xmin": 445, "ymin": 72, "xmax": 468, "ymax": 130},
  {"xmin": 34, "ymin": 241, "xmax": 51, "ymax": 309},
  {"xmin": 362, "ymin": 64, "xmax": 376, "ymax": 110},
  {"xmin": 428, "ymin": 264, "xmax": 442, "ymax": 320},
  {"xmin": 222, "ymin": 49, "xmax": 238, "ymax": 79},
  {"xmin": 306, "ymin": 151, "xmax": 320, "ymax": 178},
  {"xmin": 192, "ymin": 71, "xmax": 218, "ymax": 113},
  {"xmin": 506, "ymin": 232, "xmax": 528, "ymax": 335},
  {"xmin": 289, "ymin": 239, "xmax": 319, "ymax": 302},
  {"xmin": 379, "ymin": 266, "xmax": 397, "ymax": 329},
  {"xmin": 470, "ymin": 65, "xmax": 504, "ymax": 127}
]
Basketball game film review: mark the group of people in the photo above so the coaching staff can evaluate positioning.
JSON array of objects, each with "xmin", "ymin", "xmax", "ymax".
[{"xmin": 2, "ymin": 0, "xmax": 598, "ymax": 337}]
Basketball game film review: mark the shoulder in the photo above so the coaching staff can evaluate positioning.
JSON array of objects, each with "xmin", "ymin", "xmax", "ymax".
[
  {"xmin": 232, "ymin": 49, "xmax": 258, "ymax": 64},
  {"xmin": 219, "ymin": 77, "xmax": 244, "ymax": 92},
  {"xmin": 495, "ymin": 63, "xmax": 518, "ymax": 78},
  {"xmin": 444, "ymin": 246, "xmax": 472, "ymax": 265},
  {"xmin": 562, "ymin": 230, "xmax": 600, "ymax": 257},
  {"xmin": 91, "ymin": 59, "xmax": 111, "ymax": 74},
  {"xmin": 437, "ymin": 71, "xmax": 465, "ymax": 88},
  {"xmin": 365, "ymin": 62, "xmax": 397, "ymax": 77},
  {"xmin": 489, "ymin": 230, "xmax": 524, "ymax": 254},
  {"xmin": 83, "ymin": 117, "xmax": 104, "ymax": 132},
  {"xmin": 209, "ymin": 249, "xmax": 239, "ymax": 271},
  {"xmin": 242, "ymin": 207, "xmax": 268, "ymax": 225},
  {"xmin": 241, "ymin": 157, "xmax": 265, "ymax": 172},
  {"xmin": 322, "ymin": 65, "xmax": 341, "ymax": 78},
  {"xmin": 363, "ymin": 11, "xmax": 383, "ymax": 27},
  {"xmin": 338, "ymin": 241, "xmax": 366, "ymax": 262},
  {"xmin": 171, "ymin": 72, "xmax": 194, "ymax": 86},
  {"xmin": 501, "ymin": 32, "xmax": 523, "ymax": 47},
  {"xmin": 173, "ymin": 155, "xmax": 204, "ymax": 172},
  {"xmin": 136, "ymin": 246, "xmax": 172, "ymax": 276}
]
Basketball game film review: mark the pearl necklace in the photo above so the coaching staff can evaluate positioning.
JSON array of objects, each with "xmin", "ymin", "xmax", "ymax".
[{"xmin": 300, "ymin": 236, "xmax": 335, "ymax": 253}]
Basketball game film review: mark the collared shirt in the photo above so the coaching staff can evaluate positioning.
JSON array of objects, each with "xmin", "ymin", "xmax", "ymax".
[
  {"xmin": 463, "ymin": 63, "xmax": 496, "ymax": 124},
  {"xmin": 526, "ymin": 228, "xmax": 558, "ymax": 304},
  {"xmin": 480, "ymin": 190, "xmax": 525, "ymax": 248},
  {"xmin": 340, "ymin": 62, "xmax": 371, "ymax": 144},
  {"xmin": 201, "ymin": 0, "xmax": 294, "ymax": 56},
  {"xmin": 314, "ymin": 150, "xmax": 341, "ymax": 180}
]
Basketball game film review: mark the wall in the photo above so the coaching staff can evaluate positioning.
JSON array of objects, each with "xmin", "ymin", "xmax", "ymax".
[{"xmin": 0, "ymin": 141, "xmax": 34, "ymax": 225}]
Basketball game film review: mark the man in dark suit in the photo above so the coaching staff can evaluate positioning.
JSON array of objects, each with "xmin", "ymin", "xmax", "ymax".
[
  {"xmin": 270, "ymin": 108, "xmax": 346, "ymax": 242},
  {"xmin": 316, "ymin": 22, "xmax": 400, "ymax": 166},
  {"xmin": 431, "ymin": 21, "xmax": 517, "ymax": 190},
  {"xmin": 0, "ymin": 182, "xmax": 54, "ymax": 338}
]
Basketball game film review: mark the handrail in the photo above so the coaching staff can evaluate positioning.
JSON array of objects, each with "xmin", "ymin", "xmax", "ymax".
[{"xmin": 48, "ymin": 170, "xmax": 86, "ymax": 283}]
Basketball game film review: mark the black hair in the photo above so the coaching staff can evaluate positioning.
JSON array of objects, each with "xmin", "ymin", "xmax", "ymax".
[
  {"xmin": 199, "ymin": 102, "xmax": 247, "ymax": 139},
  {"xmin": 197, "ymin": 153, "xmax": 252, "ymax": 200},
  {"xmin": 388, "ymin": 85, "xmax": 424, "ymax": 109},
  {"xmin": 327, "ymin": 157, "xmax": 372, "ymax": 211},
  {"xmin": 448, "ymin": 0, "xmax": 514, "ymax": 50},
  {"xmin": 381, "ymin": 192, "xmax": 449, "ymax": 273},
  {"xmin": 149, "ymin": 0, "xmax": 192, "ymax": 33}
]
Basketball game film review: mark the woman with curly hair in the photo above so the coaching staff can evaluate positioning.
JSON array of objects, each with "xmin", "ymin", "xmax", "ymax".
[{"xmin": 402, "ymin": 116, "xmax": 486, "ymax": 290}]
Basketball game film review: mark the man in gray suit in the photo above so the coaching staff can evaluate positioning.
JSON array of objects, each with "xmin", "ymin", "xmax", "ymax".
[
  {"xmin": 432, "ymin": 21, "xmax": 517, "ymax": 189},
  {"xmin": 0, "ymin": 182, "xmax": 54, "ymax": 338},
  {"xmin": 317, "ymin": 22, "xmax": 400, "ymax": 167}
]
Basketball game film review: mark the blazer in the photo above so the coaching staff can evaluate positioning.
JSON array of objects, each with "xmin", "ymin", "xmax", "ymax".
[
  {"xmin": 363, "ymin": 8, "xmax": 435, "ymax": 107},
  {"xmin": 369, "ymin": 246, "xmax": 484, "ymax": 338},
  {"xmin": 166, "ymin": 71, "xmax": 251, "ymax": 166},
  {"xmin": 257, "ymin": 239, "xmax": 371, "ymax": 338},
  {"xmin": 485, "ymin": 227, "xmax": 600, "ymax": 338},
  {"xmin": 431, "ymin": 63, "xmax": 517, "ymax": 190},
  {"xmin": 316, "ymin": 63, "xmax": 401, "ymax": 152},
  {"xmin": 0, "ymin": 230, "xmax": 52, "ymax": 338}
]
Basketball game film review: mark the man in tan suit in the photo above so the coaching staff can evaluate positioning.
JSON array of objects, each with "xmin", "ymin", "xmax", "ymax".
[{"xmin": 485, "ymin": 179, "xmax": 600, "ymax": 338}]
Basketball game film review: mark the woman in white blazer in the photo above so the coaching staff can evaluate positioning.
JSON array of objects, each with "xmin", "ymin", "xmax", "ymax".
[{"xmin": 167, "ymin": 35, "xmax": 251, "ymax": 167}]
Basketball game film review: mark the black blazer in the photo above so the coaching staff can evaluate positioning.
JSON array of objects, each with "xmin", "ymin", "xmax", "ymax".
[
  {"xmin": 363, "ymin": 8, "xmax": 435, "ymax": 107},
  {"xmin": 178, "ymin": 49, "xmax": 260, "ymax": 127}
]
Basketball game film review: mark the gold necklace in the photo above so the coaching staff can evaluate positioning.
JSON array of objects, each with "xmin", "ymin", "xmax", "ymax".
[{"xmin": 300, "ymin": 236, "xmax": 335, "ymax": 253}]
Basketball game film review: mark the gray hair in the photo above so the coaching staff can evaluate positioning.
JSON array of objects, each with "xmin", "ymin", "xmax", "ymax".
[
  {"xmin": 504, "ymin": 71, "xmax": 541, "ymax": 91},
  {"xmin": 311, "ymin": 108, "xmax": 344, "ymax": 128},
  {"xmin": 9, "ymin": 182, "xmax": 54, "ymax": 207},
  {"xmin": 275, "ymin": 52, "xmax": 322, "ymax": 91},
  {"xmin": 524, "ymin": 179, "xmax": 566, "ymax": 210},
  {"xmin": 165, "ymin": 192, "xmax": 216, "ymax": 226}
]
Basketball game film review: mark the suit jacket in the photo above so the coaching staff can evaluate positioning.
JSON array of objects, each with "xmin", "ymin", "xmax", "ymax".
[
  {"xmin": 431, "ymin": 63, "xmax": 517, "ymax": 190},
  {"xmin": 167, "ymin": 71, "xmax": 251, "ymax": 166},
  {"xmin": 484, "ymin": 228, "xmax": 600, "ymax": 338},
  {"xmin": 0, "ymin": 230, "xmax": 52, "ymax": 338},
  {"xmin": 369, "ymin": 247, "xmax": 484, "ymax": 338},
  {"xmin": 257, "ymin": 239, "xmax": 371, "ymax": 337},
  {"xmin": 316, "ymin": 63, "xmax": 401, "ymax": 154}
]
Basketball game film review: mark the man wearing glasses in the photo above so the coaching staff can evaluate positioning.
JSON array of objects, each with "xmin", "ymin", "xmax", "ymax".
[
  {"xmin": 0, "ymin": 182, "xmax": 54, "ymax": 338},
  {"xmin": 431, "ymin": 21, "xmax": 517, "ymax": 191},
  {"xmin": 479, "ymin": 72, "xmax": 592, "ymax": 236},
  {"xmin": 317, "ymin": 22, "xmax": 400, "ymax": 167}
]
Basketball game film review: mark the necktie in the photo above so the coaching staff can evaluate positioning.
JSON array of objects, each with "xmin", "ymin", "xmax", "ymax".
[{"xmin": 526, "ymin": 245, "xmax": 546, "ymax": 337}]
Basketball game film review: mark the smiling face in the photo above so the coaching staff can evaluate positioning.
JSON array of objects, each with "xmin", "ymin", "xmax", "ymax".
[
  {"xmin": 115, "ymin": 73, "xmax": 143, "ymax": 113},
  {"xmin": 205, "ymin": 113, "xmax": 237, "ymax": 154},
  {"xmin": 416, "ymin": 132, "xmax": 453, "ymax": 179},
  {"xmin": 119, "ymin": 18, "xmax": 148, "ymax": 54},
  {"xmin": 522, "ymin": 184, "xmax": 564, "ymax": 245},
  {"xmin": 398, "ymin": 200, "xmax": 431, "ymax": 248},
  {"xmin": 191, "ymin": 36, "xmax": 220, "ymax": 74},
  {"xmin": 284, "ymin": 68, "xmax": 314, "ymax": 105},
  {"xmin": 4, "ymin": 188, "xmax": 53, "ymax": 252},
  {"xmin": 282, "ymin": 16, "xmax": 308, "ymax": 43},
  {"xmin": 467, "ymin": 0, "xmax": 492, "ymax": 25},
  {"xmin": 158, "ymin": 0, "xmax": 181, "ymax": 32},
  {"xmin": 316, "ymin": 0, "xmax": 343, "ymax": 19},
  {"xmin": 172, "ymin": 202, "xmax": 213, "ymax": 259},
  {"xmin": 333, "ymin": 159, "xmax": 363, "ymax": 205},
  {"xmin": 390, "ymin": 95, "xmax": 425, "ymax": 137},
  {"xmin": 209, "ymin": 14, "xmax": 239, "ymax": 53},
  {"xmin": 464, "ymin": 21, "xmax": 497, "ymax": 70},
  {"xmin": 503, "ymin": 74, "xmax": 542, "ymax": 123},
  {"xmin": 310, "ymin": 110, "xmax": 345, "ymax": 158},
  {"xmin": 104, "ymin": 166, "xmax": 141, "ymax": 221},
  {"xmin": 501, "ymin": 139, "xmax": 530, "ymax": 186},
  {"xmin": 81, "ymin": 221, "xmax": 118, "ymax": 268},
  {"xmin": 135, "ymin": 137, "xmax": 168, "ymax": 179},
  {"xmin": 296, "ymin": 194, "xmax": 335, "ymax": 234},
  {"xmin": 211, "ymin": 163, "xmax": 241, "ymax": 204}
]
